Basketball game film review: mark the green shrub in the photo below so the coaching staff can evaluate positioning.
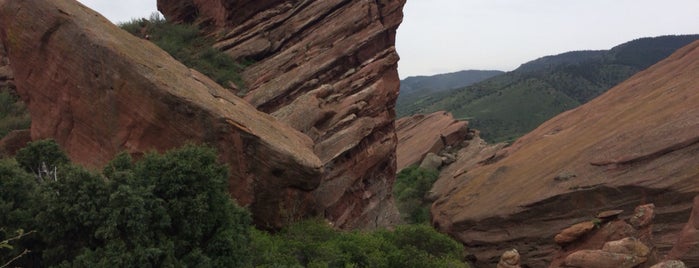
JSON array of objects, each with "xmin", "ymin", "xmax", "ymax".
[
  {"xmin": 0, "ymin": 90, "xmax": 30, "ymax": 138},
  {"xmin": 249, "ymin": 219, "xmax": 468, "ymax": 268},
  {"xmin": 393, "ymin": 166, "xmax": 440, "ymax": 223},
  {"xmin": 118, "ymin": 13, "xmax": 246, "ymax": 92}
]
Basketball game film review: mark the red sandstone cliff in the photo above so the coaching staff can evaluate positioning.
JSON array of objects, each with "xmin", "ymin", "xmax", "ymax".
[
  {"xmin": 0, "ymin": 41, "xmax": 12, "ymax": 91},
  {"xmin": 0, "ymin": 0, "xmax": 326, "ymax": 228},
  {"xmin": 430, "ymin": 40, "xmax": 699, "ymax": 266},
  {"xmin": 158, "ymin": 0, "xmax": 406, "ymax": 228},
  {"xmin": 1, "ymin": 0, "xmax": 405, "ymax": 229}
]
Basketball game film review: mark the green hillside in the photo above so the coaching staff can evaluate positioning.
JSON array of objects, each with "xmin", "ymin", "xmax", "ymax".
[
  {"xmin": 397, "ymin": 70, "xmax": 503, "ymax": 117},
  {"xmin": 404, "ymin": 35, "xmax": 699, "ymax": 143}
]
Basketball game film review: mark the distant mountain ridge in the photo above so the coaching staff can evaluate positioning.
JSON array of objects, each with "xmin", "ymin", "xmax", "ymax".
[
  {"xmin": 397, "ymin": 70, "xmax": 503, "ymax": 116},
  {"xmin": 402, "ymin": 34, "xmax": 699, "ymax": 142}
]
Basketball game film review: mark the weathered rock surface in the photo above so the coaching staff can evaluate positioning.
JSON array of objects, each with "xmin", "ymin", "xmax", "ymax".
[
  {"xmin": 395, "ymin": 111, "xmax": 469, "ymax": 171},
  {"xmin": 549, "ymin": 203, "xmax": 659, "ymax": 267},
  {"xmin": 431, "ymin": 39, "xmax": 699, "ymax": 266},
  {"xmin": 497, "ymin": 249, "xmax": 522, "ymax": 268},
  {"xmin": 0, "ymin": 129, "xmax": 30, "ymax": 157},
  {"xmin": 0, "ymin": 0, "xmax": 326, "ymax": 228},
  {"xmin": 564, "ymin": 249, "xmax": 646, "ymax": 268},
  {"xmin": 554, "ymin": 221, "xmax": 596, "ymax": 246},
  {"xmin": 419, "ymin": 152, "xmax": 443, "ymax": 171},
  {"xmin": 159, "ymin": 0, "xmax": 407, "ymax": 228},
  {"xmin": 666, "ymin": 195, "xmax": 699, "ymax": 263},
  {"xmin": 0, "ymin": 41, "xmax": 13, "ymax": 91},
  {"xmin": 651, "ymin": 260, "xmax": 687, "ymax": 268}
]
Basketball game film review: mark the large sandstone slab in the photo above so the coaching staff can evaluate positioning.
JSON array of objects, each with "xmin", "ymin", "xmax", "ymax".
[
  {"xmin": 431, "ymin": 40, "xmax": 699, "ymax": 266},
  {"xmin": 395, "ymin": 111, "xmax": 468, "ymax": 171},
  {"xmin": 159, "ymin": 0, "xmax": 406, "ymax": 228},
  {"xmin": 0, "ymin": 0, "xmax": 323, "ymax": 228}
]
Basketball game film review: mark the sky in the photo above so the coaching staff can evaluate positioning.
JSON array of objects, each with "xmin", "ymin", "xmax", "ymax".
[{"xmin": 77, "ymin": 0, "xmax": 699, "ymax": 78}]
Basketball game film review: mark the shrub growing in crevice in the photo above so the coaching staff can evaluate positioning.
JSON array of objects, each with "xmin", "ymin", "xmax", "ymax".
[{"xmin": 119, "ymin": 13, "xmax": 248, "ymax": 94}]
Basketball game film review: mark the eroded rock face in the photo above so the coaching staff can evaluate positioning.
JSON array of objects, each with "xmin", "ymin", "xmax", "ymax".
[
  {"xmin": 395, "ymin": 111, "xmax": 469, "ymax": 171},
  {"xmin": 0, "ymin": 41, "xmax": 13, "ymax": 91},
  {"xmin": 431, "ymin": 40, "xmax": 699, "ymax": 266},
  {"xmin": 0, "ymin": 0, "xmax": 324, "ymax": 228},
  {"xmin": 159, "ymin": 0, "xmax": 406, "ymax": 228},
  {"xmin": 667, "ymin": 195, "xmax": 699, "ymax": 263}
]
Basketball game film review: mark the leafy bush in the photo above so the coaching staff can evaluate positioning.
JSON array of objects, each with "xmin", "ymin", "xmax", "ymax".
[
  {"xmin": 393, "ymin": 166, "xmax": 440, "ymax": 223},
  {"xmin": 4, "ymin": 142, "xmax": 252, "ymax": 267},
  {"xmin": 118, "ymin": 13, "xmax": 246, "ymax": 92},
  {"xmin": 249, "ymin": 219, "xmax": 468, "ymax": 268},
  {"xmin": 0, "ymin": 90, "xmax": 30, "ymax": 139},
  {"xmin": 2, "ymin": 142, "xmax": 467, "ymax": 267},
  {"xmin": 14, "ymin": 139, "xmax": 69, "ymax": 179}
]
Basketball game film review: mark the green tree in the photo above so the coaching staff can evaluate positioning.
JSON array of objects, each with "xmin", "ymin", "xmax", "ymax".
[
  {"xmin": 0, "ymin": 159, "xmax": 38, "ymax": 267},
  {"xmin": 14, "ymin": 139, "xmax": 69, "ymax": 181},
  {"xmin": 32, "ymin": 144, "xmax": 252, "ymax": 267}
]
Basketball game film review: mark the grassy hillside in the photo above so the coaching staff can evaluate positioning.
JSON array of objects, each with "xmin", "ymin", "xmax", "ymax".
[
  {"xmin": 405, "ymin": 35, "xmax": 699, "ymax": 143},
  {"xmin": 397, "ymin": 70, "xmax": 503, "ymax": 117}
]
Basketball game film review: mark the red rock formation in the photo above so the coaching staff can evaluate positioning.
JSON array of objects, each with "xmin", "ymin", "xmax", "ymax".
[
  {"xmin": 0, "ymin": 41, "xmax": 13, "ymax": 91},
  {"xmin": 0, "ymin": 129, "xmax": 31, "ymax": 157},
  {"xmin": 666, "ymin": 195, "xmax": 699, "ymax": 263},
  {"xmin": 395, "ymin": 111, "xmax": 469, "ymax": 171},
  {"xmin": 0, "ymin": 0, "xmax": 324, "ymax": 228},
  {"xmin": 431, "ymin": 40, "xmax": 699, "ymax": 266},
  {"xmin": 159, "ymin": 0, "xmax": 406, "ymax": 228}
]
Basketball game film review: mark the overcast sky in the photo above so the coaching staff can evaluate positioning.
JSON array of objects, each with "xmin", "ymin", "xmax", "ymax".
[{"xmin": 77, "ymin": 0, "xmax": 699, "ymax": 78}]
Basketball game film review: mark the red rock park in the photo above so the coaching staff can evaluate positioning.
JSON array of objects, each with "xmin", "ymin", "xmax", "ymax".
[{"xmin": 1, "ymin": 0, "xmax": 699, "ymax": 267}]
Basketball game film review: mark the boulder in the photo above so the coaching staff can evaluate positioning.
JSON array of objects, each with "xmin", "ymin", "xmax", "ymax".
[
  {"xmin": 564, "ymin": 250, "xmax": 646, "ymax": 268},
  {"xmin": 650, "ymin": 260, "xmax": 687, "ymax": 268},
  {"xmin": 555, "ymin": 221, "xmax": 596, "ymax": 245},
  {"xmin": 602, "ymin": 237, "xmax": 650, "ymax": 258},
  {"xmin": 497, "ymin": 249, "xmax": 522, "ymax": 268},
  {"xmin": 419, "ymin": 152, "xmax": 443, "ymax": 171},
  {"xmin": 431, "ymin": 39, "xmax": 699, "ymax": 266},
  {"xmin": 630, "ymin": 203, "xmax": 656, "ymax": 228}
]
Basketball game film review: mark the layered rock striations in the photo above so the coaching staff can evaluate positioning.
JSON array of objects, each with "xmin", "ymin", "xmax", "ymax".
[
  {"xmin": 0, "ymin": 0, "xmax": 324, "ymax": 228},
  {"xmin": 431, "ymin": 40, "xmax": 699, "ymax": 266},
  {"xmin": 159, "ymin": 0, "xmax": 406, "ymax": 228},
  {"xmin": 395, "ymin": 111, "xmax": 469, "ymax": 171}
]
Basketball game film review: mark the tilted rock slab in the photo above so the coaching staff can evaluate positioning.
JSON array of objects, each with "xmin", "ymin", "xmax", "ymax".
[
  {"xmin": 0, "ymin": 0, "xmax": 324, "ymax": 228},
  {"xmin": 158, "ymin": 0, "xmax": 406, "ymax": 228},
  {"xmin": 431, "ymin": 40, "xmax": 699, "ymax": 266},
  {"xmin": 395, "ymin": 111, "xmax": 469, "ymax": 171}
]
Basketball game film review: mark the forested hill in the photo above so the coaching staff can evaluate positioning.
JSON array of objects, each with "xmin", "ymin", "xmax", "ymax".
[
  {"xmin": 403, "ymin": 34, "xmax": 699, "ymax": 143},
  {"xmin": 397, "ymin": 70, "xmax": 503, "ymax": 116}
]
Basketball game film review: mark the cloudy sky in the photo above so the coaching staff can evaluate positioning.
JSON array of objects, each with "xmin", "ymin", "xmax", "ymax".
[{"xmin": 77, "ymin": 0, "xmax": 699, "ymax": 78}]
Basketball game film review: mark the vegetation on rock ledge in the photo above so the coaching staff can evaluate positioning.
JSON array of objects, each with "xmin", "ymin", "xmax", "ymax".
[
  {"xmin": 393, "ymin": 166, "xmax": 440, "ymax": 224},
  {"xmin": 0, "ymin": 90, "xmax": 30, "ymax": 139},
  {"xmin": 119, "ymin": 13, "xmax": 246, "ymax": 92}
]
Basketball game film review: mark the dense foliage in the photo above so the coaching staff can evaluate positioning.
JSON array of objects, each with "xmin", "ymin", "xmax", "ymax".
[
  {"xmin": 0, "ymin": 90, "xmax": 30, "ymax": 139},
  {"xmin": 1, "ymin": 141, "xmax": 468, "ymax": 267},
  {"xmin": 401, "ymin": 35, "xmax": 699, "ymax": 143},
  {"xmin": 393, "ymin": 166, "xmax": 440, "ymax": 224},
  {"xmin": 2, "ymin": 141, "xmax": 252, "ymax": 267},
  {"xmin": 119, "ymin": 13, "xmax": 246, "ymax": 93},
  {"xmin": 250, "ymin": 219, "xmax": 467, "ymax": 268}
]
